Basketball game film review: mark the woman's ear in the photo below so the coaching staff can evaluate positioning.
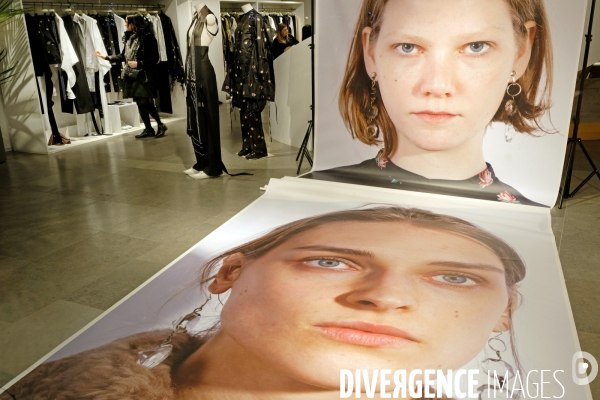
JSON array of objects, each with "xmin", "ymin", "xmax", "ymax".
[
  {"xmin": 514, "ymin": 21, "xmax": 537, "ymax": 80},
  {"xmin": 493, "ymin": 286, "xmax": 520, "ymax": 333},
  {"xmin": 208, "ymin": 253, "xmax": 246, "ymax": 294},
  {"xmin": 362, "ymin": 27, "xmax": 377, "ymax": 78}
]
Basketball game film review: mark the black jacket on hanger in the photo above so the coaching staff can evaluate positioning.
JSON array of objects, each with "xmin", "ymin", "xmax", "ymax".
[
  {"xmin": 62, "ymin": 14, "xmax": 95, "ymax": 113},
  {"xmin": 158, "ymin": 11, "xmax": 185, "ymax": 86},
  {"xmin": 222, "ymin": 9, "xmax": 276, "ymax": 109}
]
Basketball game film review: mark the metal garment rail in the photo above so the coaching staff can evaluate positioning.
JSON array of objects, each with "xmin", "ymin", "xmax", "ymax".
[{"xmin": 21, "ymin": 1, "xmax": 164, "ymax": 10}]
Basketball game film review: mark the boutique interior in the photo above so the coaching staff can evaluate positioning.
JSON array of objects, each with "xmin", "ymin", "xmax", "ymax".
[
  {"xmin": 1, "ymin": 0, "xmax": 600, "ymax": 398},
  {"xmin": 0, "ymin": 0, "xmax": 312, "ymax": 156}
]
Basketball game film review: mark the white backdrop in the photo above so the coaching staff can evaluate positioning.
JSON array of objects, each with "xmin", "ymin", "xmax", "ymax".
[{"xmin": 312, "ymin": 0, "xmax": 588, "ymax": 207}]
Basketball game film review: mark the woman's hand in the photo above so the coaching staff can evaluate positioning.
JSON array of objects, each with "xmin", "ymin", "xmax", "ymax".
[
  {"xmin": 284, "ymin": 46, "xmax": 292, "ymax": 52},
  {"xmin": 127, "ymin": 61, "xmax": 138, "ymax": 69},
  {"xmin": 95, "ymin": 51, "xmax": 107, "ymax": 59}
]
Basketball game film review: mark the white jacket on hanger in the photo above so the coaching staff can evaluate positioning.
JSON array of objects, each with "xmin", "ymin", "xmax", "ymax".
[
  {"xmin": 113, "ymin": 13, "xmax": 126, "ymax": 54},
  {"xmin": 147, "ymin": 14, "xmax": 167, "ymax": 62},
  {"xmin": 54, "ymin": 14, "xmax": 79, "ymax": 100}
]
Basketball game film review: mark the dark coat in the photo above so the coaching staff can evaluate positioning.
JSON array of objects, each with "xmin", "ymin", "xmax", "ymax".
[
  {"xmin": 107, "ymin": 29, "xmax": 160, "ymax": 98},
  {"xmin": 158, "ymin": 11, "xmax": 185, "ymax": 86},
  {"xmin": 272, "ymin": 34, "xmax": 299, "ymax": 59},
  {"xmin": 222, "ymin": 9, "xmax": 276, "ymax": 109}
]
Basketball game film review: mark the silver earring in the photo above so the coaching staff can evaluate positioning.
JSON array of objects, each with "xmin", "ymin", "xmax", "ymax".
[
  {"xmin": 367, "ymin": 72, "xmax": 380, "ymax": 138},
  {"xmin": 505, "ymin": 71, "xmax": 522, "ymax": 117},
  {"xmin": 477, "ymin": 333, "xmax": 517, "ymax": 399},
  {"xmin": 136, "ymin": 295, "xmax": 212, "ymax": 369}
]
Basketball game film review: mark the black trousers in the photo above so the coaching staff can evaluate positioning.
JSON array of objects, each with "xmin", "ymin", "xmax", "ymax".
[
  {"xmin": 239, "ymin": 99, "xmax": 267, "ymax": 154},
  {"xmin": 44, "ymin": 72, "xmax": 62, "ymax": 144}
]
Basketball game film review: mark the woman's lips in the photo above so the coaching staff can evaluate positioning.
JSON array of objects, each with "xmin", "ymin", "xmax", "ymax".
[
  {"xmin": 413, "ymin": 111, "xmax": 457, "ymax": 124},
  {"xmin": 315, "ymin": 321, "xmax": 418, "ymax": 348}
]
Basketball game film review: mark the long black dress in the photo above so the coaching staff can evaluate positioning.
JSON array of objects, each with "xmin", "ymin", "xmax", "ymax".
[{"xmin": 185, "ymin": 7, "xmax": 225, "ymax": 177}]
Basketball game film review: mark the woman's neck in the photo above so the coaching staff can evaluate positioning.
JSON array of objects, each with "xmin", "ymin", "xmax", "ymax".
[
  {"xmin": 172, "ymin": 332, "xmax": 340, "ymax": 399},
  {"xmin": 389, "ymin": 130, "xmax": 487, "ymax": 180}
]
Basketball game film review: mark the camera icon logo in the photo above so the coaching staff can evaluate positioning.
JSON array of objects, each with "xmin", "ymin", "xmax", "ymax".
[{"xmin": 572, "ymin": 351, "xmax": 598, "ymax": 385}]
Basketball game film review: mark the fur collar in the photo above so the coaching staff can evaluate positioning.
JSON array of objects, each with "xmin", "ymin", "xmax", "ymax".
[{"xmin": 1, "ymin": 330, "xmax": 204, "ymax": 400}]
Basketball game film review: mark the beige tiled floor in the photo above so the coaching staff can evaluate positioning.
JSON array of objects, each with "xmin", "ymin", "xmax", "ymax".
[{"xmin": 0, "ymin": 106, "xmax": 600, "ymax": 397}]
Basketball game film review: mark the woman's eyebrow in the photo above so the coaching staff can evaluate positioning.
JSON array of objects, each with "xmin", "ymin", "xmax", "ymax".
[
  {"xmin": 292, "ymin": 245, "xmax": 375, "ymax": 258},
  {"xmin": 427, "ymin": 261, "xmax": 504, "ymax": 274}
]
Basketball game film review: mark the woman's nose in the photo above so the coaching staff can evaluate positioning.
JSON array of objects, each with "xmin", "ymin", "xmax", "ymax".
[
  {"xmin": 418, "ymin": 52, "xmax": 457, "ymax": 98},
  {"xmin": 345, "ymin": 272, "xmax": 417, "ymax": 311}
]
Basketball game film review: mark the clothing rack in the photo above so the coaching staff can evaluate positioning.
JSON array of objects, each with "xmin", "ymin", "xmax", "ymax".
[
  {"xmin": 259, "ymin": 8, "xmax": 296, "ymax": 13},
  {"xmin": 21, "ymin": 2, "xmax": 164, "ymax": 10}
]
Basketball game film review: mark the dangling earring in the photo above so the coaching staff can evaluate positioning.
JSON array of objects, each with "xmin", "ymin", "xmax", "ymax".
[
  {"xmin": 477, "ymin": 332, "xmax": 517, "ymax": 399},
  {"xmin": 504, "ymin": 71, "xmax": 522, "ymax": 143},
  {"xmin": 367, "ymin": 72, "xmax": 380, "ymax": 138},
  {"xmin": 137, "ymin": 295, "xmax": 212, "ymax": 369},
  {"xmin": 505, "ymin": 71, "xmax": 522, "ymax": 117}
]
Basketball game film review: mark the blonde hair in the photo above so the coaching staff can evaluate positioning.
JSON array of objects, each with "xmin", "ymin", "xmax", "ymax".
[{"xmin": 339, "ymin": 0, "xmax": 554, "ymax": 158}]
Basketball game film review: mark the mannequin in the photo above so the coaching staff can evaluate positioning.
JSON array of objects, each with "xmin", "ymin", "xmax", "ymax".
[
  {"xmin": 192, "ymin": 3, "xmax": 218, "ymax": 46},
  {"xmin": 222, "ymin": 4, "xmax": 276, "ymax": 159},
  {"xmin": 184, "ymin": 3, "xmax": 228, "ymax": 179}
]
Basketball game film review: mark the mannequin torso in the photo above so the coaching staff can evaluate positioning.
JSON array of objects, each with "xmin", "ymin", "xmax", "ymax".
[
  {"xmin": 190, "ymin": 4, "xmax": 217, "ymax": 46},
  {"xmin": 241, "ymin": 3, "xmax": 253, "ymax": 13}
]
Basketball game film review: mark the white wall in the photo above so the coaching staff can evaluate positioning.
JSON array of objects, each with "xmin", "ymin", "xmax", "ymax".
[
  {"xmin": 269, "ymin": 40, "xmax": 312, "ymax": 148},
  {"xmin": 0, "ymin": 0, "xmax": 48, "ymax": 154},
  {"xmin": 579, "ymin": 0, "xmax": 600, "ymax": 69}
]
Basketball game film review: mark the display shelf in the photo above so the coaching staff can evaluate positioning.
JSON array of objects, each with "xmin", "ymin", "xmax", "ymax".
[{"xmin": 107, "ymin": 102, "xmax": 142, "ymax": 134}]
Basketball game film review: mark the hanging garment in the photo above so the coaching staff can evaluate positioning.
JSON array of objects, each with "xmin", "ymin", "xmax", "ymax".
[
  {"xmin": 79, "ymin": 13, "xmax": 111, "ymax": 91},
  {"xmin": 185, "ymin": 8, "xmax": 226, "ymax": 176},
  {"xmin": 25, "ymin": 14, "xmax": 47, "ymax": 77},
  {"xmin": 302, "ymin": 24, "xmax": 312, "ymax": 41},
  {"xmin": 35, "ymin": 14, "xmax": 62, "ymax": 65},
  {"xmin": 147, "ymin": 14, "xmax": 168, "ymax": 62},
  {"xmin": 54, "ymin": 14, "xmax": 78, "ymax": 100},
  {"xmin": 92, "ymin": 14, "xmax": 121, "ymax": 92},
  {"xmin": 267, "ymin": 16, "xmax": 277, "ymax": 38},
  {"xmin": 63, "ymin": 14, "xmax": 95, "ymax": 113},
  {"xmin": 222, "ymin": 8, "xmax": 276, "ymax": 109},
  {"xmin": 158, "ymin": 11, "xmax": 185, "ymax": 86},
  {"xmin": 113, "ymin": 14, "xmax": 125, "ymax": 54}
]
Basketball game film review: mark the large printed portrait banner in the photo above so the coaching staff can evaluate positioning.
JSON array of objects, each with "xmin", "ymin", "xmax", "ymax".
[
  {"xmin": 307, "ymin": 0, "xmax": 587, "ymax": 208},
  {"xmin": 0, "ymin": 179, "xmax": 591, "ymax": 399}
]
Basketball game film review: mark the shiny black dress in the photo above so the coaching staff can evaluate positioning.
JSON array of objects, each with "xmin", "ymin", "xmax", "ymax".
[{"xmin": 185, "ymin": 8, "xmax": 225, "ymax": 176}]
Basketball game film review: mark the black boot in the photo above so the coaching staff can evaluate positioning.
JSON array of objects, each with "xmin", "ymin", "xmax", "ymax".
[
  {"xmin": 237, "ymin": 148, "xmax": 252, "ymax": 157},
  {"xmin": 135, "ymin": 129, "xmax": 155, "ymax": 139},
  {"xmin": 245, "ymin": 150, "xmax": 268, "ymax": 160},
  {"xmin": 155, "ymin": 124, "xmax": 168, "ymax": 138}
]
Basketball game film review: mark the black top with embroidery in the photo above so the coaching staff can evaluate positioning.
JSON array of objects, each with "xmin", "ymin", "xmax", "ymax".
[
  {"xmin": 304, "ymin": 152, "xmax": 544, "ymax": 207},
  {"xmin": 222, "ymin": 9, "xmax": 276, "ymax": 108}
]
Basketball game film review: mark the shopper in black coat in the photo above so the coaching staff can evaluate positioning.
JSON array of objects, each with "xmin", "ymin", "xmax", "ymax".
[
  {"xmin": 273, "ymin": 23, "xmax": 298, "ymax": 59},
  {"xmin": 96, "ymin": 14, "xmax": 167, "ymax": 138}
]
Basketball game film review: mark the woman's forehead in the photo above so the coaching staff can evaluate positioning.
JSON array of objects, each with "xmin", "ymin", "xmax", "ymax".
[{"xmin": 378, "ymin": 0, "xmax": 513, "ymax": 35}]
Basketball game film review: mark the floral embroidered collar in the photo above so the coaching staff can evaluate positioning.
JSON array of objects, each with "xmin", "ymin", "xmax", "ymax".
[{"xmin": 369, "ymin": 150, "xmax": 525, "ymax": 205}]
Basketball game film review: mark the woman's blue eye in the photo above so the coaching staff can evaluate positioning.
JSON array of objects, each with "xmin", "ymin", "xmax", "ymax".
[
  {"xmin": 432, "ymin": 274, "xmax": 477, "ymax": 286},
  {"xmin": 399, "ymin": 44, "xmax": 416, "ymax": 54},
  {"xmin": 317, "ymin": 260, "xmax": 341, "ymax": 268},
  {"xmin": 467, "ymin": 42, "xmax": 489, "ymax": 54},
  {"xmin": 443, "ymin": 275, "xmax": 467, "ymax": 284}
]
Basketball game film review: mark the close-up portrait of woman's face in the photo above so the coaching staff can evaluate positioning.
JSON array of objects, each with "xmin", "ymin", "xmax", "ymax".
[
  {"xmin": 209, "ymin": 220, "xmax": 516, "ymax": 389},
  {"xmin": 362, "ymin": 0, "xmax": 537, "ymax": 154}
]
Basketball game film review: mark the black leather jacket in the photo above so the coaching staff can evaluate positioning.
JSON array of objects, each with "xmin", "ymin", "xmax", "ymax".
[{"xmin": 222, "ymin": 9, "xmax": 276, "ymax": 108}]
